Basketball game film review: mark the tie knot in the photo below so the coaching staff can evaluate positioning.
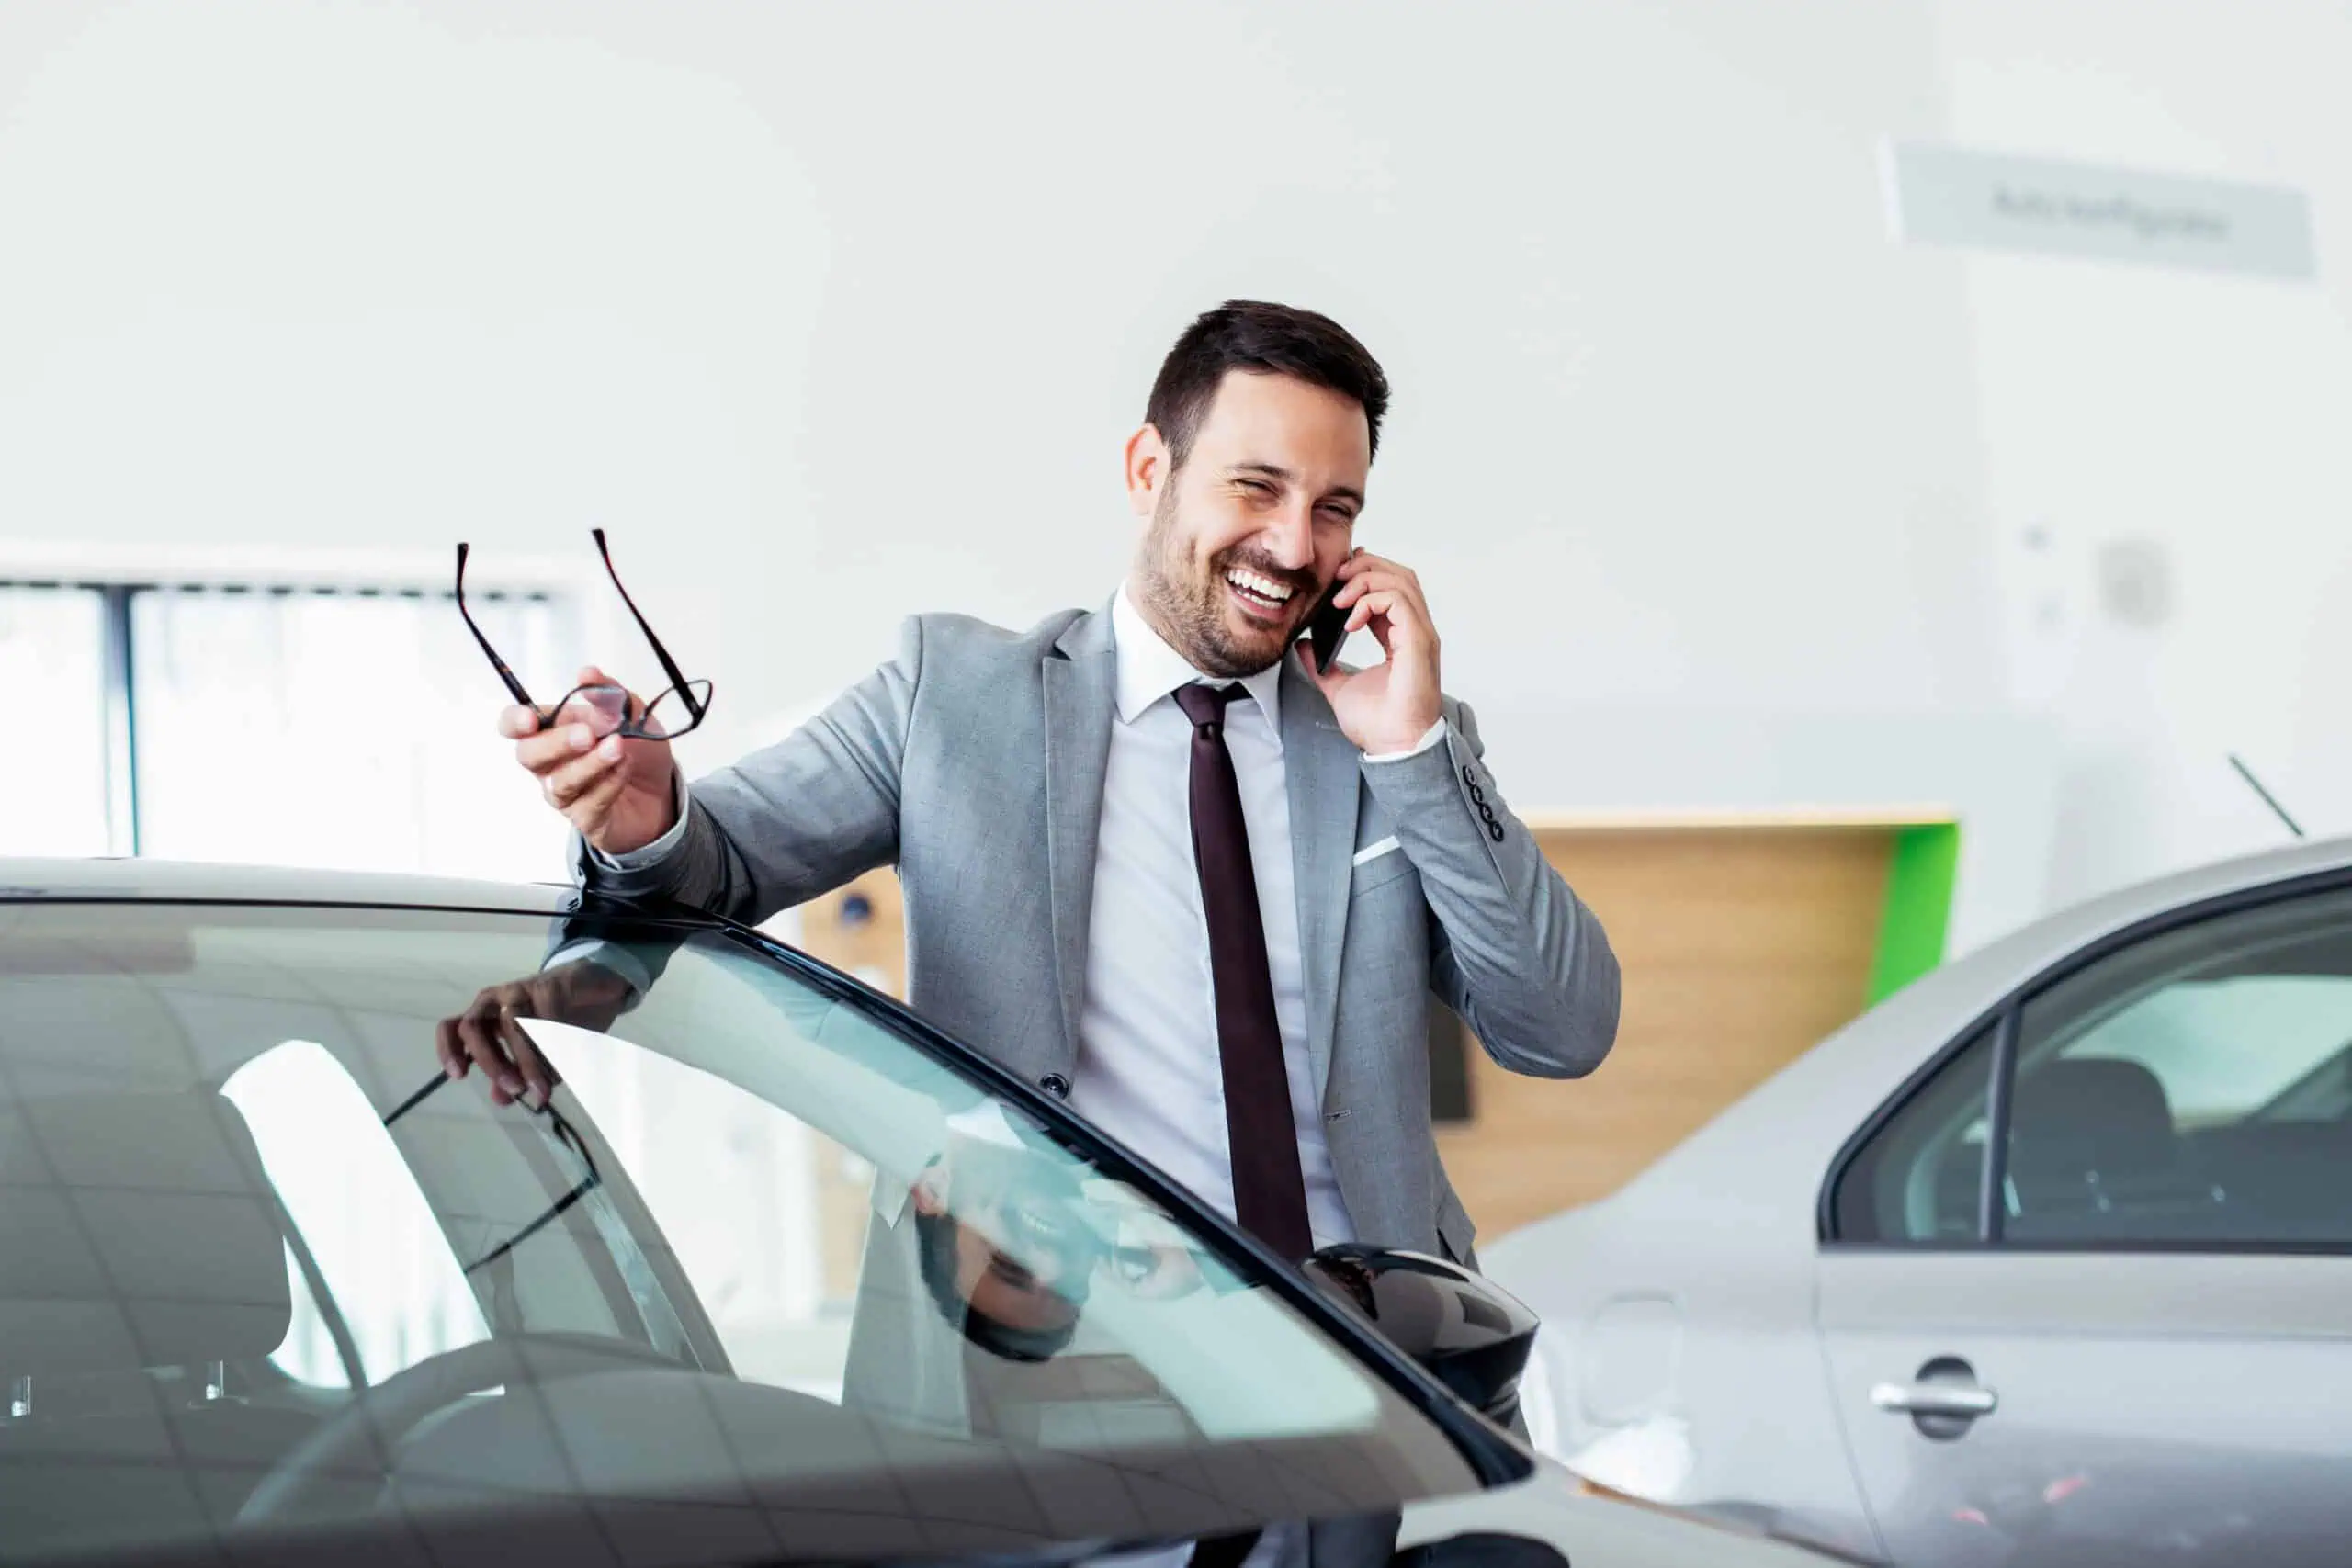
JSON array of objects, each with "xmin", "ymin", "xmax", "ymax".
[{"xmin": 1175, "ymin": 682, "xmax": 1245, "ymax": 729}]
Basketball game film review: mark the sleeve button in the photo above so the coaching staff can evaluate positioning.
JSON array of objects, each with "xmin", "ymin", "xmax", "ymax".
[{"xmin": 1039, "ymin": 1073, "xmax": 1070, "ymax": 1099}]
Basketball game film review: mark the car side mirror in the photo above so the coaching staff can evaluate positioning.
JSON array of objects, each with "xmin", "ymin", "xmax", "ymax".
[{"xmin": 1300, "ymin": 1243, "xmax": 1539, "ymax": 1427}]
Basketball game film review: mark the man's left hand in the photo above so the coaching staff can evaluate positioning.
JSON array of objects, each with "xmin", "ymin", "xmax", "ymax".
[
  {"xmin": 1306, "ymin": 549, "xmax": 1443, "ymax": 755},
  {"xmin": 436, "ymin": 959, "xmax": 637, "ymax": 1108}
]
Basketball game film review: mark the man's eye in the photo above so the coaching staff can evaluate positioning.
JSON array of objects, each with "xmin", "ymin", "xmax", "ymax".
[{"xmin": 1238, "ymin": 479, "xmax": 1275, "ymax": 497}]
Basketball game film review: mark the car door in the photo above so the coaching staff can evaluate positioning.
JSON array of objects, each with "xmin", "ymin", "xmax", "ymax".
[{"xmin": 1815, "ymin": 880, "xmax": 2352, "ymax": 1568}]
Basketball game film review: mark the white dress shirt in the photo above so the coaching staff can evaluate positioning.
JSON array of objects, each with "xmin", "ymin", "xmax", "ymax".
[{"xmin": 1076, "ymin": 588, "xmax": 1357, "ymax": 1248}]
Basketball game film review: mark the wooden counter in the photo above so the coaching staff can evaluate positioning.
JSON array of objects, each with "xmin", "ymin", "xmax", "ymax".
[{"xmin": 1434, "ymin": 809, "xmax": 1958, "ymax": 1235}]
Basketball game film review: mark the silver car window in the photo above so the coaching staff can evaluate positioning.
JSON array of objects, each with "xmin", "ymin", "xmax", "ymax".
[
  {"xmin": 2006, "ymin": 888, "xmax": 2352, "ymax": 1247},
  {"xmin": 1832, "ymin": 1023, "xmax": 1998, "ymax": 1244},
  {"xmin": 1832, "ymin": 886, "xmax": 2352, "ymax": 1251}
]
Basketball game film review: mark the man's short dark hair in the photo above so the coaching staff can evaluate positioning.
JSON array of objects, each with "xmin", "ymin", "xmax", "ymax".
[
  {"xmin": 913, "ymin": 1205, "xmax": 1085, "ymax": 1365},
  {"xmin": 1145, "ymin": 300, "xmax": 1389, "ymax": 470}
]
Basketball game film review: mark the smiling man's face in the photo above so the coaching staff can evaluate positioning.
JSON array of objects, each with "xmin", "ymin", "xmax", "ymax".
[
  {"xmin": 1128, "ymin": 369, "xmax": 1370, "ymax": 679},
  {"xmin": 910, "ymin": 1145, "xmax": 1089, "ymax": 1359}
]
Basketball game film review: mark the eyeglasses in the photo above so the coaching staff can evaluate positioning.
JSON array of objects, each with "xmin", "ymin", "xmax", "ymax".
[
  {"xmin": 386, "ymin": 1070, "xmax": 602, "ymax": 1276},
  {"xmin": 456, "ymin": 528, "xmax": 713, "ymax": 741}
]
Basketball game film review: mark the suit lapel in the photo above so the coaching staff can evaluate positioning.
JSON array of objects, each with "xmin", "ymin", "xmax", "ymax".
[
  {"xmin": 1281, "ymin": 650, "xmax": 1361, "ymax": 1104},
  {"xmin": 1042, "ymin": 609, "xmax": 1119, "ymax": 1071}
]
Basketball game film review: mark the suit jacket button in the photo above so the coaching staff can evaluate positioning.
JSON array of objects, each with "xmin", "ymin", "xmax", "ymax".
[
  {"xmin": 1487, "ymin": 819, "xmax": 1506, "ymax": 842},
  {"xmin": 1039, "ymin": 1073, "xmax": 1070, "ymax": 1099}
]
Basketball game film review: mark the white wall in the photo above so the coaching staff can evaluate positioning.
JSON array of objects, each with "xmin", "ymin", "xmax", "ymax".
[
  {"xmin": 22, "ymin": 2, "xmax": 2333, "ymax": 950},
  {"xmin": 0, "ymin": 7, "xmax": 2003, "ymax": 761},
  {"xmin": 1929, "ymin": 0, "xmax": 2352, "ymax": 908}
]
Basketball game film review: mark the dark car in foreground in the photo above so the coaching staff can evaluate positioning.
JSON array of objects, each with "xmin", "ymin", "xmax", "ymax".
[{"xmin": 0, "ymin": 860, "xmax": 1832, "ymax": 1568}]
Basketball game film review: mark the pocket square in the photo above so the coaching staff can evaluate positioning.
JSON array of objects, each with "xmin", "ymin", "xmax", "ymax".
[{"xmin": 1351, "ymin": 836, "xmax": 1402, "ymax": 867}]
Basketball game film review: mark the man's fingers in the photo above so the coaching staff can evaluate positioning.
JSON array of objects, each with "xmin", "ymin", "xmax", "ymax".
[
  {"xmin": 549, "ymin": 686, "xmax": 631, "ymax": 739},
  {"xmin": 541, "ymin": 745, "xmax": 629, "ymax": 811},
  {"xmin": 566, "ymin": 766, "xmax": 631, "ymax": 836},
  {"xmin": 496, "ymin": 1010, "xmax": 556, "ymax": 1107},
  {"xmin": 1337, "ymin": 550, "xmax": 1413, "ymax": 583},
  {"xmin": 516, "ymin": 721, "xmax": 603, "ymax": 774},
  {"xmin": 503, "ymin": 667, "xmax": 633, "ymax": 754},
  {"xmin": 1345, "ymin": 587, "xmax": 1406, "ymax": 635},
  {"xmin": 435, "ymin": 1016, "xmax": 468, "ymax": 1080},
  {"xmin": 440, "ymin": 984, "xmax": 566, "ymax": 1109},
  {"xmin": 1346, "ymin": 581, "xmax": 1433, "ymax": 643},
  {"xmin": 456, "ymin": 1005, "xmax": 526, "ymax": 1104},
  {"xmin": 1336, "ymin": 568, "xmax": 1425, "ymax": 614},
  {"xmin": 1335, "ymin": 558, "xmax": 1432, "ymax": 633}
]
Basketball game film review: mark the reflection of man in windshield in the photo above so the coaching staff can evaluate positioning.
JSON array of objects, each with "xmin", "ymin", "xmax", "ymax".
[{"xmin": 910, "ymin": 1114, "xmax": 1094, "ymax": 1364}]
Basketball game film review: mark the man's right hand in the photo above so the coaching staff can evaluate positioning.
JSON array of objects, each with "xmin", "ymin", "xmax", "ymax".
[{"xmin": 503, "ymin": 664, "xmax": 680, "ymax": 855}]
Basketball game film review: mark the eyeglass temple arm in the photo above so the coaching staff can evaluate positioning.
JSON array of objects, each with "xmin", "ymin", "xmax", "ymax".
[
  {"xmin": 591, "ymin": 528, "xmax": 702, "ymax": 716},
  {"xmin": 456, "ymin": 543, "xmax": 539, "ymax": 711}
]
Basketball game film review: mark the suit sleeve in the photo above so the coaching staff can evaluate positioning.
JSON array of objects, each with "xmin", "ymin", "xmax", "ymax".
[
  {"xmin": 1358, "ymin": 696, "xmax": 1621, "ymax": 1078},
  {"xmin": 570, "ymin": 615, "xmax": 923, "ymax": 925}
]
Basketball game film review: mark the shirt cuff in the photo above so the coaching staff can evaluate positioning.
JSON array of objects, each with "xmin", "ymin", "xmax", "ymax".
[
  {"xmin": 1361, "ymin": 718, "xmax": 1448, "ymax": 765},
  {"xmin": 588, "ymin": 773, "xmax": 691, "ymax": 871},
  {"xmin": 543, "ymin": 940, "xmax": 655, "ymax": 1000}
]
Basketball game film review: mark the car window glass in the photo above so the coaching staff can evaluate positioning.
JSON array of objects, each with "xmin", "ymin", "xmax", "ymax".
[
  {"xmin": 545, "ymin": 1021, "xmax": 862, "ymax": 1401},
  {"xmin": 0, "ymin": 903, "xmax": 1481, "ymax": 1566},
  {"xmin": 1833, "ymin": 1024, "xmax": 1996, "ymax": 1244},
  {"xmin": 221, "ymin": 1038, "xmax": 492, "ymax": 1387},
  {"xmin": 2007, "ymin": 888, "xmax": 2352, "ymax": 1247},
  {"xmin": 536, "ymin": 950, "xmax": 1399, "ymax": 1443}
]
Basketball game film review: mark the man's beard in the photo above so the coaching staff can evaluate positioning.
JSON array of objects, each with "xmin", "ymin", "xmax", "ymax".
[{"xmin": 1135, "ymin": 488, "xmax": 1316, "ymax": 679}]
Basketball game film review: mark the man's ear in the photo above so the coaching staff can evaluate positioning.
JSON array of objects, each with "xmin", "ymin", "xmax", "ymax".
[{"xmin": 1124, "ymin": 423, "xmax": 1170, "ymax": 519}]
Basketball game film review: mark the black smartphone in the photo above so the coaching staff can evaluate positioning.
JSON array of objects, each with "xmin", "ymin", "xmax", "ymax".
[{"xmin": 1305, "ymin": 579, "xmax": 1350, "ymax": 675}]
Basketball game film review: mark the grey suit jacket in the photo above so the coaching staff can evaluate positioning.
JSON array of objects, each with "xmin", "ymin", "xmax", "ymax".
[{"xmin": 577, "ymin": 603, "xmax": 1620, "ymax": 1263}]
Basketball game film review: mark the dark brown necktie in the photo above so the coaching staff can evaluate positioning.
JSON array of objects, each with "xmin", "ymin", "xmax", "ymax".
[{"xmin": 1174, "ymin": 682, "xmax": 1315, "ymax": 1264}]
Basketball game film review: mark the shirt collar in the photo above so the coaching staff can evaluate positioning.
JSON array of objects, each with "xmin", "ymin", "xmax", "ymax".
[{"xmin": 1110, "ymin": 584, "xmax": 1285, "ymax": 732}]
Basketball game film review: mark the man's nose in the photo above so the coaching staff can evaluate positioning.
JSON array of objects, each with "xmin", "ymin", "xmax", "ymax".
[{"xmin": 1257, "ymin": 505, "xmax": 1316, "ymax": 570}]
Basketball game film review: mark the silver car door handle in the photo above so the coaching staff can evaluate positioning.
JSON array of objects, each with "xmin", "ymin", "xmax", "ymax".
[{"xmin": 1870, "ymin": 1382, "xmax": 1997, "ymax": 1418}]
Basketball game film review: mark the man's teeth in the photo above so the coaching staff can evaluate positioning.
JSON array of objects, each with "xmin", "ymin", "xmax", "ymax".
[{"xmin": 1225, "ymin": 568, "xmax": 1295, "ymax": 604}]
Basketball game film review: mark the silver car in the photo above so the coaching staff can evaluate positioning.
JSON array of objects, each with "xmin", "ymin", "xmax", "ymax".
[{"xmin": 1485, "ymin": 834, "xmax": 2352, "ymax": 1567}]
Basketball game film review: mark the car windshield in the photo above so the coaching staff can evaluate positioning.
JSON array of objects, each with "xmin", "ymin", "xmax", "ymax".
[{"xmin": 0, "ymin": 900, "xmax": 1481, "ymax": 1566}]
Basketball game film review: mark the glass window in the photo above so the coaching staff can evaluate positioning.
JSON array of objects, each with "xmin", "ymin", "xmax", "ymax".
[
  {"xmin": 2005, "ymin": 887, "xmax": 2352, "ymax": 1247},
  {"xmin": 130, "ymin": 587, "xmax": 573, "ymax": 880},
  {"xmin": 1833, "ymin": 1025, "xmax": 1997, "ymax": 1244},
  {"xmin": 0, "ymin": 584, "xmax": 111, "ymax": 857},
  {"xmin": 0, "ymin": 901, "xmax": 1479, "ymax": 1565},
  {"xmin": 221, "ymin": 1039, "xmax": 492, "ymax": 1387}
]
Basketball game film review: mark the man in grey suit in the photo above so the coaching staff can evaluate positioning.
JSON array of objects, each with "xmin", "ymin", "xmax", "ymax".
[{"xmin": 483, "ymin": 299, "xmax": 1618, "ymax": 1277}]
